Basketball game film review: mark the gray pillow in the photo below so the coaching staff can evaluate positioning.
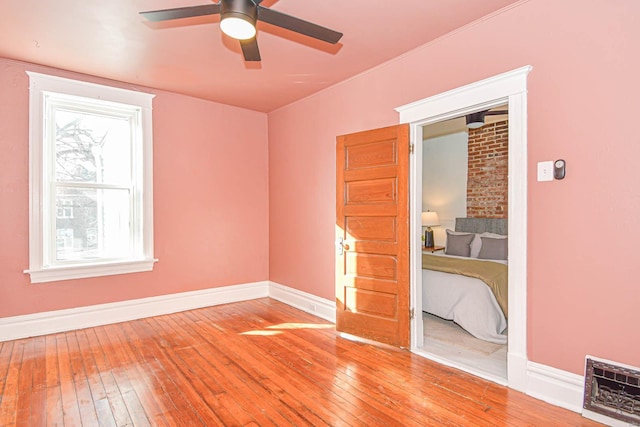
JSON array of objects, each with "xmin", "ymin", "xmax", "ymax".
[
  {"xmin": 445, "ymin": 230, "xmax": 475, "ymax": 257},
  {"xmin": 478, "ymin": 236, "xmax": 508, "ymax": 260}
]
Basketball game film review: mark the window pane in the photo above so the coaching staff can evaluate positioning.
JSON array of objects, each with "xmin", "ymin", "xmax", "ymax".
[
  {"xmin": 54, "ymin": 109, "xmax": 132, "ymax": 185},
  {"xmin": 55, "ymin": 187, "xmax": 131, "ymax": 261}
]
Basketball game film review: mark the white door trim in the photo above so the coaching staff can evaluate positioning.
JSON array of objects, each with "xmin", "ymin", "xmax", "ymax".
[{"xmin": 396, "ymin": 65, "xmax": 532, "ymax": 392}]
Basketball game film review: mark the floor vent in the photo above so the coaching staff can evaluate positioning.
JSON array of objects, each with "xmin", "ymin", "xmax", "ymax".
[{"xmin": 583, "ymin": 356, "xmax": 640, "ymax": 426}]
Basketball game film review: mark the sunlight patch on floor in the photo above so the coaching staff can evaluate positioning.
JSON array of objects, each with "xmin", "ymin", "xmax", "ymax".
[
  {"xmin": 239, "ymin": 330, "xmax": 282, "ymax": 336},
  {"xmin": 265, "ymin": 323, "xmax": 333, "ymax": 330},
  {"xmin": 241, "ymin": 322, "xmax": 333, "ymax": 336}
]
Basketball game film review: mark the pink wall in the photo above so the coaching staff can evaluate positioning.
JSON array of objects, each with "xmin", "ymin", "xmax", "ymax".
[
  {"xmin": 0, "ymin": 59, "xmax": 269, "ymax": 317},
  {"xmin": 268, "ymin": 0, "xmax": 640, "ymax": 375}
]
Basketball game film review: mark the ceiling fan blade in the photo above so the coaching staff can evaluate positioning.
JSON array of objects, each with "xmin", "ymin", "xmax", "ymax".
[
  {"xmin": 484, "ymin": 110, "xmax": 508, "ymax": 116},
  {"xmin": 257, "ymin": 6, "xmax": 343, "ymax": 44},
  {"xmin": 240, "ymin": 37, "xmax": 261, "ymax": 61},
  {"xmin": 140, "ymin": 4, "xmax": 221, "ymax": 22}
]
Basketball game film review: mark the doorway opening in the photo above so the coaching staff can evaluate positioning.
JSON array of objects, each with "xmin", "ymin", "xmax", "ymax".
[
  {"xmin": 396, "ymin": 66, "xmax": 532, "ymax": 390},
  {"xmin": 420, "ymin": 108, "xmax": 509, "ymax": 382}
]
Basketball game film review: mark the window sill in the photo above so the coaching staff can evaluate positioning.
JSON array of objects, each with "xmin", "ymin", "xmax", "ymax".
[{"xmin": 25, "ymin": 258, "xmax": 158, "ymax": 284}]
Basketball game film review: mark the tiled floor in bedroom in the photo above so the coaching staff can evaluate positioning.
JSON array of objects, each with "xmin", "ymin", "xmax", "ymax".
[{"xmin": 422, "ymin": 312, "xmax": 507, "ymax": 381}]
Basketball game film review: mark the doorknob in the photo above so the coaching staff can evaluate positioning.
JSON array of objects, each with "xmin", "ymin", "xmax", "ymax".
[{"xmin": 336, "ymin": 237, "xmax": 349, "ymax": 255}]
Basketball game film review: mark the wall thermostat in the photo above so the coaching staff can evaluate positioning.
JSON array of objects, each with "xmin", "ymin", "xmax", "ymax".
[{"xmin": 554, "ymin": 159, "xmax": 566, "ymax": 180}]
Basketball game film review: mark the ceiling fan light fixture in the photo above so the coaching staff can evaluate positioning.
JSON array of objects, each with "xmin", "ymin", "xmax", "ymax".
[
  {"xmin": 466, "ymin": 111, "xmax": 487, "ymax": 129},
  {"xmin": 221, "ymin": 15, "xmax": 256, "ymax": 39},
  {"xmin": 220, "ymin": 0, "xmax": 257, "ymax": 40}
]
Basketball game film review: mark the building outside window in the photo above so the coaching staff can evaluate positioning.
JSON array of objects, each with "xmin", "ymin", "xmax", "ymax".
[
  {"xmin": 56, "ymin": 200, "xmax": 74, "ymax": 219},
  {"xmin": 25, "ymin": 72, "xmax": 156, "ymax": 283}
]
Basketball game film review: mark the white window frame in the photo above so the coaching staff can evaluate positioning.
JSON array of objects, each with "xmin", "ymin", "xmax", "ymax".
[{"xmin": 25, "ymin": 72, "xmax": 156, "ymax": 283}]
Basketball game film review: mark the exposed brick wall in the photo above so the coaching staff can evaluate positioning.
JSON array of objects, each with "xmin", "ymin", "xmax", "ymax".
[{"xmin": 467, "ymin": 120, "xmax": 508, "ymax": 218}]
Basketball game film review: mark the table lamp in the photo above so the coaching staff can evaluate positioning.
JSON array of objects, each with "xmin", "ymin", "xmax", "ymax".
[{"xmin": 421, "ymin": 211, "xmax": 440, "ymax": 248}]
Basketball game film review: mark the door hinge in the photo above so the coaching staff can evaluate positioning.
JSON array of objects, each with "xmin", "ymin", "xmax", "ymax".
[
  {"xmin": 409, "ymin": 143, "xmax": 414, "ymax": 154},
  {"xmin": 410, "ymin": 308, "xmax": 415, "ymax": 319}
]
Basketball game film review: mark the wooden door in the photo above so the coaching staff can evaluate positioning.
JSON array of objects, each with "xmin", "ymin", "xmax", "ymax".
[{"xmin": 335, "ymin": 124, "xmax": 410, "ymax": 347}]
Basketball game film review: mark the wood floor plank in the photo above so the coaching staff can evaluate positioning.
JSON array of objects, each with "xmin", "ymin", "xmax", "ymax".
[
  {"xmin": 0, "ymin": 298, "xmax": 604, "ymax": 427},
  {"xmin": 45, "ymin": 334, "xmax": 59, "ymax": 390},
  {"xmin": 0, "ymin": 341, "xmax": 15, "ymax": 407},
  {"xmin": 15, "ymin": 339, "xmax": 34, "ymax": 427},
  {"xmin": 74, "ymin": 329, "xmax": 118, "ymax": 427},
  {"xmin": 28, "ymin": 336, "xmax": 47, "ymax": 426},
  {"xmin": 45, "ymin": 396, "xmax": 64, "ymax": 426},
  {"xmin": 54, "ymin": 333, "xmax": 83, "ymax": 427},
  {"xmin": 65, "ymin": 331, "xmax": 101, "ymax": 426},
  {"xmin": 0, "ymin": 340, "xmax": 25, "ymax": 427},
  {"xmin": 44, "ymin": 334, "xmax": 63, "ymax": 427},
  {"xmin": 28, "ymin": 388, "xmax": 46, "ymax": 427}
]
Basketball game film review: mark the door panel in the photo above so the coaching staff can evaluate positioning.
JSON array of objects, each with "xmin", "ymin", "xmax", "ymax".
[
  {"xmin": 346, "ymin": 178, "xmax": 397, "ymax": 205},
  {"xmin": 341, "ymin": 276, "xmax": 398, "ymax": 294},
  {"xmin": 344, "ymin": 288, "xmax": 397, "ymax": 317},
  {"xmin": 336, "ymin": 124, "xmax": 410, "ymax": 347},
  {"xmin": 345, "ymin": 253, "xmax": 397, "ymax": 279},
  {"xmin": 345, "ymin": 217, "xmax": 397, "ymax": 241},
  {"xmin": 344, "ymin": 140, "xmax": 397, "ymax": 169}
]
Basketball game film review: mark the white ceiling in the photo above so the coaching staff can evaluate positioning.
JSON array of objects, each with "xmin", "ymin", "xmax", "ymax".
[{"xmin": 0, "ymin": 0, "xmax": 521, "ymax": 112}]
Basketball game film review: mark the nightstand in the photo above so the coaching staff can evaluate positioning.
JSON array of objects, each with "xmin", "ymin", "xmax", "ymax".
[{"xmin": 423, "ymin": 245, "xmax": 445, "ymax": 253}]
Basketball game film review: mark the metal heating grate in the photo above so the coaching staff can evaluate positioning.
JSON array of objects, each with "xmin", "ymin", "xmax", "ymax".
[{"xmin": 584, "ymin": 357, "xmax": 640, "ymax": 425}]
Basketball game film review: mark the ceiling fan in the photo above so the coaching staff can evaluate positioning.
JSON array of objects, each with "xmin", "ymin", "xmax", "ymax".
[
  {"xmin": 140, "ymin": 0, "xmax": 343, "ymax": 62},
  {"xmin": 465, "ymin": 109, "xmax": 508, "ymax": 129}
]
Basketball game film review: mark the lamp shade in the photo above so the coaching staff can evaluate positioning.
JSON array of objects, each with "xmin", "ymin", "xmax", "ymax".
[{"xmin": 421, "ymin": 211, "xmax": 440, "ymax": 227}]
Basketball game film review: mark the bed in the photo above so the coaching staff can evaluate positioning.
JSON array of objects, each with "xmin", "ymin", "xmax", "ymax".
[{"xmin": 422, "ymin": 218, "xmax": 508, "ymax": 344}]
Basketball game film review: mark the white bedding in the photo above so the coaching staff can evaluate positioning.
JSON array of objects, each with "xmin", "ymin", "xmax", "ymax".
[{"xmin": 422, "ymin": 256, "xmax": 507, "ymax": 344}]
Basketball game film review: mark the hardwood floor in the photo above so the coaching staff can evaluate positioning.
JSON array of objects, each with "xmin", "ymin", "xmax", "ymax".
[{"xmin": 0, "ymin": 298, "xmax": 602, "ymax": 426}]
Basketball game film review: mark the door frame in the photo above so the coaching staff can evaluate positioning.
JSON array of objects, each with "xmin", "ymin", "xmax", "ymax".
[{"xmin": 396, "ymin": 66, "xmax": 532, "ymax": 391}]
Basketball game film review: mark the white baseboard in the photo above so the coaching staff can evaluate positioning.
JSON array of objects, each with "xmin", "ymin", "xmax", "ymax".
[
  {"xmin": 582, "ymin": 409, "xmax": 629, "ymax": 427},
  {"xmin": 268, "ymin": 281, "xmax": 336, "ymax": 323},
  {"xmin": 508, "ymin": 351, "xmax": 529, "ymax": 393},
  {"xmin": 0, "ymin": 281, "xmax": 269, "ymax": 342},
  {"xmin": 526, "ymin": 361, "xmax": 585, "ymax": 413}
]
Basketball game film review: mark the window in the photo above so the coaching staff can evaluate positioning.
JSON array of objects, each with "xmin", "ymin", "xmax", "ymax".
[{"xmin": 25, "ymin": 72, "xmax": 156, "ymax": 283}]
